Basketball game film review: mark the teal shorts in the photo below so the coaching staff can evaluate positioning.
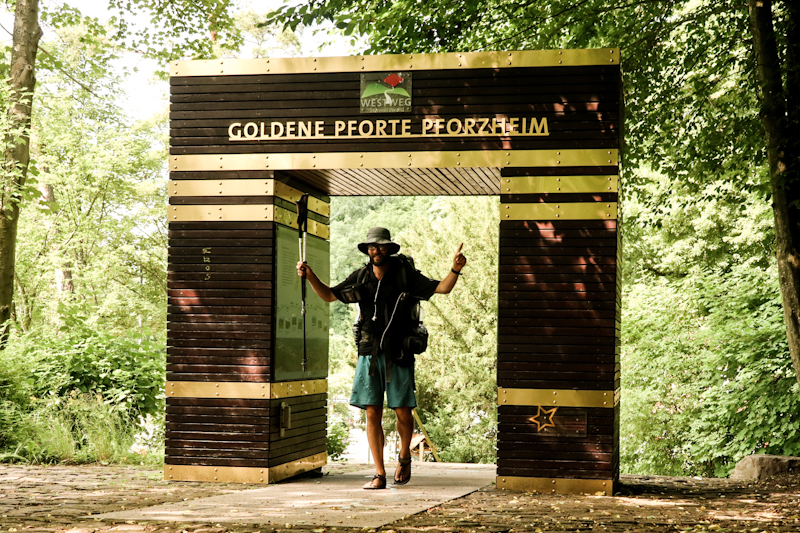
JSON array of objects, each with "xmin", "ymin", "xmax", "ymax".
[{"xmin": 349, "ymin": 352, "xmax": 416, "ymax": 410}]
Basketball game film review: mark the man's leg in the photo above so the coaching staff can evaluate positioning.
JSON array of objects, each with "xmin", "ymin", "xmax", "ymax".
[
  {"xmin": 394, "ymin": 406, "xmax": 413, "ymax": 483},
  {"xmin": 365, "ymin": 404, "xmax": 386, "ymax": 477}
]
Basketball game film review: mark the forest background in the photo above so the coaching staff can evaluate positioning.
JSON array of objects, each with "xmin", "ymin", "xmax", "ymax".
[{"xmin": 0, "ymin": 0, "xmax": 798, "ymax": 477}]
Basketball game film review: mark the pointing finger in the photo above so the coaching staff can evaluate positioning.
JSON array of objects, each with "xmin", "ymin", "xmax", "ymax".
[{"xmin": 456, "ymin": 242, "xmax": 463, "ymax": 254}]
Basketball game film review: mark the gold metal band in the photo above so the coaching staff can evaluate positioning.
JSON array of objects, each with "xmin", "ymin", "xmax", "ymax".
[
  {"xmin": 171, "ymin": 49, "xmax": 620, "ymax": 77},
  {"xmin": 501, "ymin": 202, "xmax": 617, "ymax": 220},
  {"xmin": 168, "ymin": 204, "xmax": 330, "ymax": 239},
  {"xmin": 168, "ymin": 179, "xmax": 330, "ymax": 217},
  {"xmin": 166, "ymin": 379, "xmax": 328, "ymax": 400},
  {"xmin": 501, "ymin": 175, "xmax": 619, "ymax": 194},
  {"xmin": 164, "ymin": 452, "xmax": 327, "ymax": 484},
  {"xmin": 498, "ymin": 388, "xmax": 620, "ymax": 408},
  {"xmin": 497, "ymin": 476, "xmax": 614, "ymax": 495},
  {"xmin": 169, "ymin": 150, "xmax": 618, "ymax": 172}
]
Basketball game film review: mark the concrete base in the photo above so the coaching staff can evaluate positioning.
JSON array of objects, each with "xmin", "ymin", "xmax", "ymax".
[{"xmin": 92, "ymin": 462, "xmax": 496, "ymax": 528}]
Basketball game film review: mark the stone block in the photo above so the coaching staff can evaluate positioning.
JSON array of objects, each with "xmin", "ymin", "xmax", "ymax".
[{"xmin": 729, "ymin": 454, "xmax": 800, "ymax": 481}]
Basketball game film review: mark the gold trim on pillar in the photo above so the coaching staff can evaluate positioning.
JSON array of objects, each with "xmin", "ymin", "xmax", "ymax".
[
  {"xmin": 169, "ymin": 150, "xmax": 619, "ymax": 172},
  {"xmin": 167, "ymin": 205, "xmax": 330, "ymax": 239},
  {"xmin": 498, "ymin": 388, "xmax": 620, "ymax": 408},
  {"xmin": 497, "ymin": 476, "xmax": 614, "ymax": 495},
  {"xmin": 171, "ymin": 49, "xmax": 620, "ymax": 77},
  {"xmin": 167, "ymin": 179, "xmax": 330, "ymax": 217},
  {"xmin": 501, "ymin": 202, "xmax": 617, "ymax": 220},
  {"xmin": 166, "ymin": 379, "xmax": 328, "ymax": 399},
  {"xmin": 500, "ymin": 175, "xmax": 619, "ymax": 194},
  {"xmin": 164, "ymin": 452, "xmax": 327, "ymax": 484}
]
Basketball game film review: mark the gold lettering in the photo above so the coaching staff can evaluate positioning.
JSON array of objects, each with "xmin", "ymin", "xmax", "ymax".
[
  {"xmin": 202, "ymin": 248, "xmax": 211, "ymax": 254},
  {"xmin": 422, "ymin": 118, "xmax": 435, "ymax": 135},
  {"xmin": 260, "ymin": 121, "xmax": 268, "ymax": 138},
  {"xmin": 434, "ymin": 119, "xmax": 444, "ymax": 135},
  {"xmin": 401, "ymin": 119, "xmax": 412, "ymax": 136},
  {"xmin": 376, "ymin": 120, "xmax": 388, "ymax": 136},
  {"xmin": 464, "ymin": 118, "xmax": 477, "ymax": 134},
  {"xmin": 205, "ymin": 273, "xmax": 212, "ymax": 280},
  {"xmin": 203, "ymin": 257, "xmax": 211, "ymax": 263},
  {"xmin": 498, "ymin": 117, "xmax": 508, "ymax": 134},
  {"xmin": 347, "ymin": 120, "xmax": 357, "ymax": 136},
  {"xmin": 334, "ymin": 121, "xmax": 346, "ymax": 136},
  {"xmin": 228, "ymin": 122, "xmax": 242, "ymax": 139},
  {"xmin": 315, "ymin": 121, "xmax": 325, "ymax": 136},
  {"xmin": 298, "ymin": 121, "xmax": 312, "ymax": 137},
  {"xmin": 509, "ymin": 117, "xmax": 519, "ymax": 133},
  {"xmin": 477, "ymin": 118, "xmax": 489, "ymax": 135},
  {"xmin": 243, "ymin": 122, "xmax": 258, "ymax": 139},
  {"xmin": 205, "ymin": 266, "xmax": 211, "ymax": 271},
  {"xmin": 359, "ymin": 120, "xmax": 374, "ymax": 136},
  {"xmin": 389, "ymin": 119, "xmax": 400, "ymax": 135},
  {"xmin": 285, "ymin": 121, "xmax": 296, "ymax": 137},
  {"xmin": 491, "ymin": 118, "xmax": 500, "ymax": 134},
  {"xmin": 271, "ymin": 122, "xmax": 284, "ymax": 137},
  {"xmin": 446, "ymin": 118, "xmax": 462, "ymax": 135},
  {"xmin": 529, "ymin": 117, "xmax": 549, "ymax": 135}
]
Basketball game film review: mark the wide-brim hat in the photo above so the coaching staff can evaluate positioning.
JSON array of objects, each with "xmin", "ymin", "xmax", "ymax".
[{"xmin": 358, "ymin": 227, "xmax": 400, "ymax": 255}]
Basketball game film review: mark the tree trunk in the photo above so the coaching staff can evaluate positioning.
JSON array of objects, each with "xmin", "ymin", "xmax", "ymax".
[
  {"xmin": 0, "ymin": 0, "xmax": 41, "ymax": 344},
  {"xmin": 748, "ymin": 0, "xmax": 800, "ymax": 387}
]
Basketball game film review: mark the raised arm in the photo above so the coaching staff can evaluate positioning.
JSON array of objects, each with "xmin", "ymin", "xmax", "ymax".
[
  {"xmin": 297, "ymin": 261, "xmax": 338, "ymax": 302},
  {"xmin": 435, "ymin": 243, "xmax": 467, "ymax": 294}
]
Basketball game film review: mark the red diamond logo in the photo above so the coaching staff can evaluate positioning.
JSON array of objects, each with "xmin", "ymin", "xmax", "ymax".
[{"xmin": 383, "ymin": 73, "xmax": 404, "ymax": 88}]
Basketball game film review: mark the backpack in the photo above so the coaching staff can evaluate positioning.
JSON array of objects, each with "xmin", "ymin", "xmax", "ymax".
[{"xmin": 344, "ymin": 254, "xmax": 429, "ymax": 366}]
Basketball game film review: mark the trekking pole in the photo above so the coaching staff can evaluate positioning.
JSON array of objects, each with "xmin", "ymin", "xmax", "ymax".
[{"xmin": 296, "ymin": 193, "xmax": 309, "ymax": 372}]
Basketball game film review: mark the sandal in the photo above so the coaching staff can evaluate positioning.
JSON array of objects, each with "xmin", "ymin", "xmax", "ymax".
[
  {"xmin": 363, "ymin": 474, "xmax": 386, "ymax": 490},
  {"xmin": 394, "ymin": 455, "xmax": 412, "ymax": 485}
]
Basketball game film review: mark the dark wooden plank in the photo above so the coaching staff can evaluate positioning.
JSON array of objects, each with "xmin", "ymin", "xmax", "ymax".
[
  {"xmin": 166, "ymin": 373, "xmax": 273, "ymax": 382},
  {"xmin": 169, "ymin": 221, "xmax": 275, "ymax": 230},
  {"xmin": 497, "ymin": 326, "xmax": 617, "ymax": 337},
  {"xmin": 167, "ymin": 347, "xmax": 269, "ymax": 357},
  {"xmin": 167, "ymin": 363, "xmax": 271, "ymax": 372},
  {"xmin": 169, "ymin": 244, "xmax": 274, "ymax": 253},
  {"xmin": 167, "ymin": 356, "xmax": 269, "ymax": 365},
  {"xmin": 168, "ymin": 280, "xmax": 273, "ymax": 289},
  {"xmin": 498, "ymin": 334, "xmax": 619, "ymax": 346},
  {"xmin": 497, "ymin": 362, "xmax": 619, "ymax": 372},
  {"xmin": 499, "ymin": 317, "xmax": 618, "ymax": 328},
  {"xmin": 168, "ymin": 322, "xmax": 272, "ymax": 332},
  {"xmin": 168, "ymin": 305, "xmax": 272, "ymax": 314},
  {"xmin": 168, "ymin": 272, "xmax": 273, "ymax": 281},
  {"xmin": 168, "ymin": 314, "xmax": 272, "ymax": 323},
  {"xmin": 500, "ymin": 193, "xmax": 618, "ymax": 203},
  {"xmin": 498, "ymin": 246, "xmax": 618, "ymax": 257},
  {"xmin": 498, "ymin": 299, "xmax": 618, "ymax": 310},
  {"xmin": 498, "ymin": 238, "xmax": 618, "ymax": 248},
  {"xmin": 167, "ymin": 338, "xmax": 270, "ymax": 348}
]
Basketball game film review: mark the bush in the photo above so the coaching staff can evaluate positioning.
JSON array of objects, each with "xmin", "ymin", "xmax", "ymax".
[
  {"xmin": 327, "ymin": 416, "xmax": 350, "ymax": 461},
  {"xmin": 0, "ymin": 323, "xmax": 166, "ymax": 464}
]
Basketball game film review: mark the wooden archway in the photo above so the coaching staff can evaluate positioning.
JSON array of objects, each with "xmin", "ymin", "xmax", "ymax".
[{"xmin": 165, "ymin": 49, "xmax": 621, "ymax": 494}]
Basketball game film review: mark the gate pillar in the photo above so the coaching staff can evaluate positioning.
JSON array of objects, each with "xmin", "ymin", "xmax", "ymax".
[
  {"xmin": 496, "ymin": 169, "xmax": 620, "ymax": 495},
  {"xmin": 164, "ymin": 172, "xmax": 331, "ymax": 483}
]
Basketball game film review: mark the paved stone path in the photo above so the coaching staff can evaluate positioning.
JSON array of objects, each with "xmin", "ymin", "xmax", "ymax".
[{"xmin": 1, "ymin": 463, "xmax": 798, "ymax": 533}]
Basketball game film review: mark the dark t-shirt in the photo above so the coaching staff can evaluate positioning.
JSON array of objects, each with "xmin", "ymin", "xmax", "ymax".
[{"xmin": 331, "ymin": 255, "xmax": 439, "ymax": 355}]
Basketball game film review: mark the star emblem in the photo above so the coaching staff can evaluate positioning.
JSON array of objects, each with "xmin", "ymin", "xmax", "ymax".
[{"xmin": 531, "ymin": 405, "xmax": 558, "ymax": 431}]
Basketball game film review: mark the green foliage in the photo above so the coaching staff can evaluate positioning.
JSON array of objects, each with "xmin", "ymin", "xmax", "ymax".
[
  {"xmin": 3, "ymin": 322, "xmax": 165, "ymax": 416},
  {"xmin": 327, "ymin": 416, "xmax": 351, "ymax": 461},
  {"xmin": 622, "ymin": 265, "xmax": 800, "ymax": 477},
  {"xmin": 328, "ymin": 196, "xmax": 498, "ymax": 463},
  {"xmin": 401, "ymin": 197, "xmax": 499, "ymax": 463}
]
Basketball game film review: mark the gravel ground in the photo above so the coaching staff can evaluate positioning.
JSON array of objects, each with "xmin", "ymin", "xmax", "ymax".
[{"xmin": 1, "ymin": 463, "xmax": 798, "ymax": 533}]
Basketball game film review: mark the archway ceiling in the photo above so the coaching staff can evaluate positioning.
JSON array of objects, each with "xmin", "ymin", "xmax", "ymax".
[{"xmin": 284, "ymin": 167, "xmax": 501, "ymax": 196}]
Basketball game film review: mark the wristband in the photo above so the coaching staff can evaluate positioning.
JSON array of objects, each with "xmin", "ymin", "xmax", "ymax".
[{"xmin": 451, "ymin": 268, "xmax": 462, "ymax": 276}]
